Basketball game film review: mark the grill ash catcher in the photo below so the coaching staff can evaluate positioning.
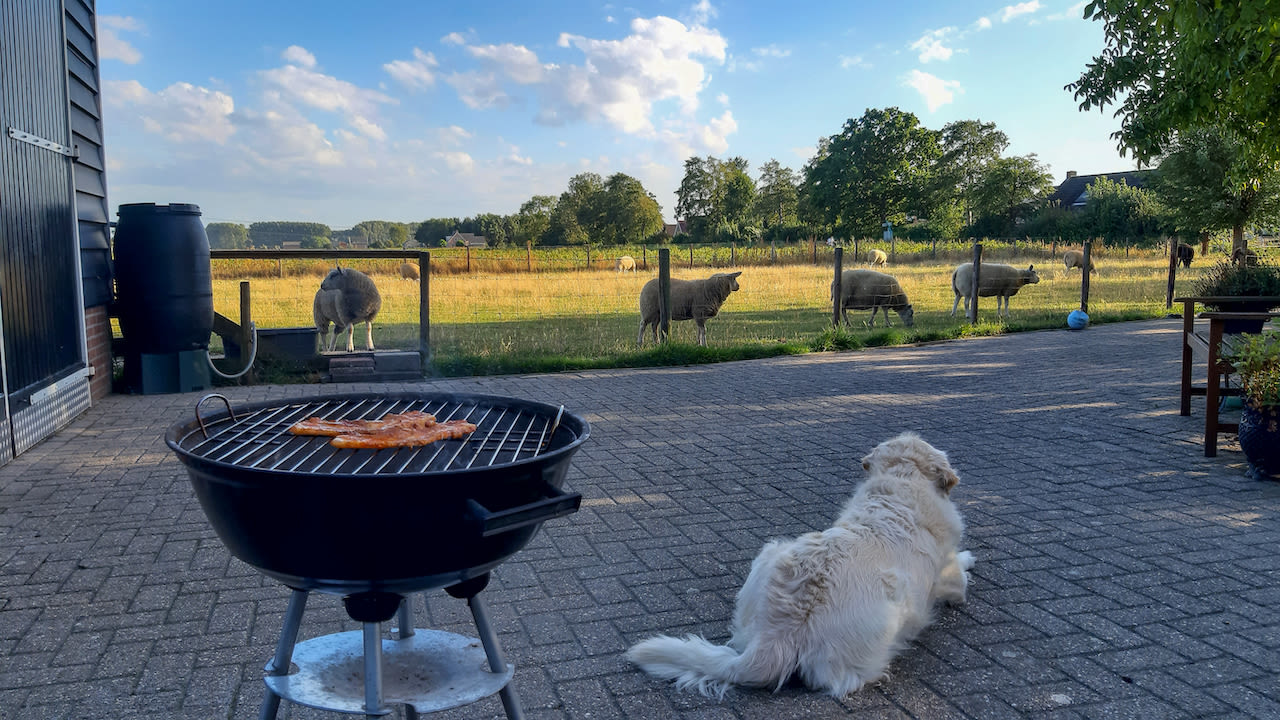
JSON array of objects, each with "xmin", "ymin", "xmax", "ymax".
[{"xmin": 166, "ymin": 392, "xmax": 590, "ymax": 719}]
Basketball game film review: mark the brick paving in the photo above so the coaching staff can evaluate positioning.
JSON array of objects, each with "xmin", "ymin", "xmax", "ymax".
[{"xmin": 2, "ymin": 318, "xmax": 1278, "ymax": 719}]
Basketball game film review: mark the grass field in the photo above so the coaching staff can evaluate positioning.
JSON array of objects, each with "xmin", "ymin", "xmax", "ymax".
[{"xmin": 206, "ymin": 246, "xmax": 1208, "ymax": 379}]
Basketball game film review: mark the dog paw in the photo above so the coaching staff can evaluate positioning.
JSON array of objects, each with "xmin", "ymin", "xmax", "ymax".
[{"xmin": 957, "ymin": 550, "xmax": 975, "ymax": 570}]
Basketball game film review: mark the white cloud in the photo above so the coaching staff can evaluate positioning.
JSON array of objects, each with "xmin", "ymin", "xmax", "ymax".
[
  {"xmin": 98, "ymin": 15, "xmax": 143, "ymax": 64},
  {"xmin": 1000, "ymin": 1, "xmax": 1042, "ymax": 22},
  {"xmin": 441, "ymin": 32, "xmax": 467, "ymax": 46},
  {"xmin": 436, "ymin": 125, "xmax": 473, "ymax": 146},
  {"xmin": 282, "ymin": 46, "xmax": 316, "ymax": 69},
  {"xmin": 104, "ymin": 79, "xmax": 236, "ymax": 143},
  {"xmin": 910, "ymin": 28, "xmax": 955, "ymax": 63},
  {"xmin": 716, "ymin": 92, "xmax": 729, "ymax": 105},
  {"xmin": 449, "ymin": 15, "xmax": 725, "ymax": 139},
  {"xmin": 839, "ymin": 54, "xmax": 870, "ymax": 69},
  {"xmin": 1047, "ymin": 1, "xmax": 1088, "ymax": 20},
  {"xmin": 259, "ymin": 53, "xmax": 397, "ymax": 140},
  {"xmin": 436, "ymin": 150, "xmax": 475, "ymax": 174},
  {"xmin": 972, "ymin": 16, "xmax": 993, "ymax": 30},
  {"xmin": 752, "ymin": 44, "xmax": 790, "ymax": 58},
  {"xmin": 687, "ymin": 0, "xmax": 717, "ymax": 26},
  {"xmin": 904, "ymin": 69, "xmax": 962, "ymax": 111},
  {"xmin": 384, "ymin": 48, "xmax": 439, "ymax": 90}
]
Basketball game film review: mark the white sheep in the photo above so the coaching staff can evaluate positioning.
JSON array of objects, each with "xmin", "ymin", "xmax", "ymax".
[
  {"xmin": 949, "ymin": 262, "xmax": 1040, "ymax": 319},
  {"xmin": 616, "ymin": 255, "xmax": 637, "ymax": 272},
  {"xmin": 637, "ymin": 271, "xmax": 742, "ymax": 347},
  {"xmin": 1062, "ymin": 250, "xmax": 1096, "ymax": 273},
  {"xmin": 831, "ymin": 269, "xmax": 914, "ymax": 327},
  {"xmin": 398, "ymin": 262, "xmax": 420, "ymax": 280},
  {"xmin": 314, "ymin": 267, "xmax": 382, "ymax": 352},
  {"xmin": 868, "ymin": 248, "xmax": 888, "ymax": 266}
]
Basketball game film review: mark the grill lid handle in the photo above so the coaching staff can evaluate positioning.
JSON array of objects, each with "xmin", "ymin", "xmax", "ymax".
[{"xmin": 466, "ymin": 483, "xmax": 582, "ymax": 538}]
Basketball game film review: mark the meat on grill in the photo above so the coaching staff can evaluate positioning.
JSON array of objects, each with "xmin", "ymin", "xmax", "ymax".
[
  {"xmin": 329, "ymin": 419, "xmax": 479, "ymax": 449},
  {"xmin": 288, "ymin": 410, "xmax": 438, "ymax": 436},
  {"xmin": 288, "ymin": 410, "xmax": 477, "ymax": 449}
]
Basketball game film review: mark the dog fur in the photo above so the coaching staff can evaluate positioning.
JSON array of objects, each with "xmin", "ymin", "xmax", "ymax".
[{"xmin": 626, "ymin": 432, "xmax": 973, "ymax": 698}]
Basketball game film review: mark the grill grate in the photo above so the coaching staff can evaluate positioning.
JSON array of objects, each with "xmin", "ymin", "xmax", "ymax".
[{"xmin": 180, "ymin": 397, "xmax": 564, "ymax": 475}]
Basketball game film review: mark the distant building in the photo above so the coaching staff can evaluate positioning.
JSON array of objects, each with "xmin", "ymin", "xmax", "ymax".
[
  {"xmin": 663, "ymin": 221, "xmax": 689, "ymax": 237},
  {"xmin": 445, "ymin": 230, "xmax": 488, "ymax": 248},
  {"xmin": 1046, "ymin": 170, "xmax": 1154, "ymax": 211}
]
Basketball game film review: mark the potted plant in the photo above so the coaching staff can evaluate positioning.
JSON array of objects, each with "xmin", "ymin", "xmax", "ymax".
[
  {"xmin": 1225, "ymin": 328, "xmax": 1280, "ymax": 480},
  {"xmin": 1191, "ymin": 258, "xmax": 1280, "ymax": 332}
]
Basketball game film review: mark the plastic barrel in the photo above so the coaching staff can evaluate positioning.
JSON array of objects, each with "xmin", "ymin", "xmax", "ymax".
[{"xmin": 113, "ymin": 203, "xmax": 214, "ymax": 355}]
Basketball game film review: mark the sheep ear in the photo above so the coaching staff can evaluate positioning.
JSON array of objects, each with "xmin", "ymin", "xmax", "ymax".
[{"xmin": 730, "ymin": 271, "xmax": 742, "ymax": 278}]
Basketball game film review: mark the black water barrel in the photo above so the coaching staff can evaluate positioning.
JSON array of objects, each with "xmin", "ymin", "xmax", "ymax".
[{"xmin": 113, "ymin": 203, "xmax": 214, "ymax": 354}]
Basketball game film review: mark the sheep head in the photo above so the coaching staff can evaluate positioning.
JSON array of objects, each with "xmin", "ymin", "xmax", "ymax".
[{"xmin": 1022, "ymin": 265, "xmax": 1040, "ymax": 285}]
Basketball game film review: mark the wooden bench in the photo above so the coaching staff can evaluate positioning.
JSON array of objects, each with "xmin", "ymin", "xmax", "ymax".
[{"xmin": 1175, "ymin": 296, "xmax": 1280, "ymax": 456}]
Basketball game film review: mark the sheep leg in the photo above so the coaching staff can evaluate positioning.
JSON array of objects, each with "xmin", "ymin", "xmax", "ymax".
[
  {"xmin": 364, "ymin": 320, "xmax": 374, "ymax": 351},
  {"xmin": 950, "ymin": 292, "xmax": 961, "ymax": 317},
  {"xmin": 344, "ymin": 324, "xmax": 355, "ymax": 353},
  {"xmin": 867, "ymin": 308, "xmax": 877, "ymax": 327},
  {"xmin": 695, "ymin": 319, "xmax": 707, "ymax": 347}
]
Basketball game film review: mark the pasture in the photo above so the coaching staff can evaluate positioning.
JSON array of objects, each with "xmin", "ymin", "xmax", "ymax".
[{"xmin": 208, "ymin": 245, "xmax": 1208, "ymax": 377}]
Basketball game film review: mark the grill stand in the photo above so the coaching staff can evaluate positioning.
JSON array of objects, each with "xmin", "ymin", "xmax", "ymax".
[{"xmin": 258, "ymin": 575, "xmax": 523, "ymax": 719}]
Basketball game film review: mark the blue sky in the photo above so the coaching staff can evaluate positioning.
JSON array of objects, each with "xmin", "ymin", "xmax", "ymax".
[{"xmin": 96, "ymin": 0, "xmax": 1133, "ymax": 228}]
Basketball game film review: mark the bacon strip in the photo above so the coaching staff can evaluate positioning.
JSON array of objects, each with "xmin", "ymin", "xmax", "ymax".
[
  {"xmin": 289, "ymin": 410, "xmax": 437, "ymax": 436},
  {"xmin": 329, "ymin": 419, "xmax": 478, "ymax": 449}
]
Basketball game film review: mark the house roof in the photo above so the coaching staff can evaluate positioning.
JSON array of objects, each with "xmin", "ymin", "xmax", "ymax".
[
  {"xmin": 445, "ymin": 231, "xmax": 488, "ymax": 247},
  {"xmin": 1046, "ymin": 170, "xmax": 1154, "ymax": 209}
]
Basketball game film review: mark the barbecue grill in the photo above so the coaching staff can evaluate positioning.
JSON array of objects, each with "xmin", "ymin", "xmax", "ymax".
[{"xmin": 166, "ymin": 391, "xmax": 590, "ymax": 719}]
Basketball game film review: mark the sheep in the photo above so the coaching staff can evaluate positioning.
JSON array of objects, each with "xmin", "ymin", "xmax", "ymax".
[
  {"xmin": 313, "ymin": 266, "xmax": 382, "ymax": 353},
  {"xmin": 616, "ymin": 255, "xmax": 637, "ymax": 272},
  {"xmin": 1063, "ymin": 249, "xmax": 1096, "ymax": 273},
  {"xmin": 831, "ymin": 269, "xmax": 914, "ymax": 327},
  {"xmin": 1232, "ymin": 247, "xmax": 1259, "ymax": 266},
  {"xmin": 398, "ymin": 262, "xmax": 420, "ymax": 280},
  {"xmin": 868, "ymin": 248, "xmax": 888, "ymax": 266},
  {"xmin": 949, "ymin": 262, "xmax": 1040, "ymax": 319},
  {"xmin": 1177, "ymin": 243, "xmax": 1195, "ymax": 268},
  {"xmin": 637, "ymin": 271, "xmax": 742, "ymax": 347}
]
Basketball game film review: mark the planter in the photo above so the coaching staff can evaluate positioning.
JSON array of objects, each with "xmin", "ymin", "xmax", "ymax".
[
  {"xmin": 1238, "ymin": 403, "xmax": 1280, "ymax": 481},
  {"xmin": 1206, "ymin": 299, "xmax": 1280, "ymax": 334}
]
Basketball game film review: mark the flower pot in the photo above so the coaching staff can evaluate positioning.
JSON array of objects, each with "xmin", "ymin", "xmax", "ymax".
[
  {"xmin": 1238, "ymin": 403, "xmax": 1280, "ymax": 481},
  {"xmin": 1211, "ymin": 300, "xmax": 1278, "ymax": 334}
]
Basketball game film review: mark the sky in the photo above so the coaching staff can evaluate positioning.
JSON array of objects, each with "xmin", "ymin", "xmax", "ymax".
[{"xmin": 96, "ymin": 0, "xmax": 1135, "ymax": 229}]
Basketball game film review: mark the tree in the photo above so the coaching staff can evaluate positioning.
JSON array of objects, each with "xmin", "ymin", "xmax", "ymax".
[
  {"xmin": 248, "ymin": 221, "xmax": 331, "ymax": 248},
  {"xmin": 205, "ymin": 222, "xmax": 248, "ymax": 249},
  {"xmin": 1068, "ymin": 1, "xmax": 1280, "ymax": 167},
  {"xmin": 754, "ymin": 159, "xmax": 799, "ymax": 228},
  {"xmin": 1077, "ymin": 175, "xmax": 1171, "ymax": 245},
  {"xmin": 414, "ymin": 217, "xmax": 460, "ymax": 246},
  {"xmin": 936, "ymin": 120, "xmax": 1009, "ymax": 226},
  {"xmin": 513, "ymin": 195, "xmax": 555, "ymax": 247},
  {"xmin": 675, "ymin": 156, "xmax": 719, "ymax": 240},
  {"xmin": 546, "ymin": 172, "xmax": 604, "ymax": 245},
  {"xmin": 717, "ymin": 157, "xmax": 756, "ymax": 229},
  {"xmin": 802, "ymin": 107, "xmax": 941, "ymax": 237},
  {"xmin": 1152, "ymin": 127, "xmax": 1280, "ymax": 253},
  {"xmin": 969, "ymin": 155, "xmax": 1054, "ymax": 236},
  {"xmin": 590, "ymin": 173, "xmax": 663, "ymax": 245}
]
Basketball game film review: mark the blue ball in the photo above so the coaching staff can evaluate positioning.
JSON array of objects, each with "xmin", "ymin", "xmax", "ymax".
[{"xmin": 1067, "ymin": 310, "xmax": 1089, "ymax": 330}]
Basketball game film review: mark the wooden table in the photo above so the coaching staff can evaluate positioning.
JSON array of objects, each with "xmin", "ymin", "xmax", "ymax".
[{"xmin": 1174, "ymin": 296, "xmax": 1280, "ymax": 456}]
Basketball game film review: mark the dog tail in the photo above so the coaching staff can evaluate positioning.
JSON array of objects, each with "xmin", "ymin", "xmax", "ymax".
[{"xmin": 626, "ymin": 634, "xmax": 792, "ymax": 699}]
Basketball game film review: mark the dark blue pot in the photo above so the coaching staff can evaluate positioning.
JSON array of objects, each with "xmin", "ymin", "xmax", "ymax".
[{"xmin": 1238, "ymin": 403, "xmax": 1280, "ymax": 481}]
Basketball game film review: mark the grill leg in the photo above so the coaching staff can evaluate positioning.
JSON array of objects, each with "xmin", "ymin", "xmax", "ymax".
[
  {"xmin": 259, "ymin": 589, "xmax": 308, "ymax": 720},
  {"xmin": 396, "ymin": 599, "xmax": 419, "ymax": 720},
  {"xmin": 468, "ymin": 593, "xmax": 525, "ymax": 720},
  {"xmin": 362, "ymin": 621, "xmax": 389, "ymax": 718}
]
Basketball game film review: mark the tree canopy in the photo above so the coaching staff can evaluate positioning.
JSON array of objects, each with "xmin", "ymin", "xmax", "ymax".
[
  {"xmin": 205, "ymin": 222, "xmax": 248, "ymax": 249},
  {"xmin": 1068, "ymin": 0, "xmax": 1280, "ymax": 167}
]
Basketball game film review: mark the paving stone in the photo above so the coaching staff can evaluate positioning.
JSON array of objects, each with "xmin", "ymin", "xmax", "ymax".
[{"xmin": 3, "ymin": 318, "xmax": 1279, "ymax": 718}]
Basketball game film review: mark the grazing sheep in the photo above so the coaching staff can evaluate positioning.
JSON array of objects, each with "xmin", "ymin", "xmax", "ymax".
[
  {"xmin": 950, "ymin": 262, "xmax": 1040, "ymax": 319},
  {"xmin": 868, "ymin": 248, "xmax": 888, "ymax": 266},
  {"xmin": 313, "ymin": 266, "xmax": 382, "ymax": 352},
  {"xmin": 1177, "ymin": 243, "xmax": 1195, "ymax": 268},
  {"xmin": 398, "ymin": 262, "xmax": 420, "ymax": 280},
  {"xmin": 831, "ymin": 269, "xmax": 914, "ymax": 327},
  {"xmin": 1063, "ymin": 249, "xmax": 1096, "ymax": 273},
  {"xmin": 616, "ymin": 255, "xmax": 637, "ymax": 272},
  {"xmin": 637, "ymin": 271, "xmax": 742, "ymax": 347}
]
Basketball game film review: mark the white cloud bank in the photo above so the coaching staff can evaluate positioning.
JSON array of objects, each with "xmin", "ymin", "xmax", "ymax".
[{"xmin": 904, "ymin": 70, "xmax": 962, "ymax": 111}]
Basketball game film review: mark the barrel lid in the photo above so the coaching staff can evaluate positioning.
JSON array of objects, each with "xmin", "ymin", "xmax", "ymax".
[{"xmin": 118, "ymin": 202, "xmax": 203, "ymax": 216}]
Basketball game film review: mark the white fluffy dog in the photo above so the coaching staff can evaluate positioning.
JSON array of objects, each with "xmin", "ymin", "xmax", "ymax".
[{"xmin": 626, "ymin": 432, "xmax": 973, "ymax": 698}]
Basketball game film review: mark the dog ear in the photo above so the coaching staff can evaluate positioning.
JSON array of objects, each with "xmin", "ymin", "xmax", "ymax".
[{"xmin": 913, "ymin": 455, "xmax": 959, "ymax": 494}]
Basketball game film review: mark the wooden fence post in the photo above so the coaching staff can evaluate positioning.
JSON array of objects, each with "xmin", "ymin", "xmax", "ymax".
[
  {"xmin": 419, "ymin": 251, "xmax": 430, "ymax": 374},
  {"xmin": 731, "ymin": 242, "xmax": 736, "ymax": 266},
  {"xmin": 832, "ymin": 247, "xmax": 844, "ymax": 328},
  {"xmin": 659, "ymin": 248, "xmax": 672, "ymax": 342},
  {"xmin": 526, "ymin": 240, "xmax": 532, "ymax": 272},
  {"xmin": 1081, "ymin": 239, "xmax": 1093, "ymax": 314},
  {"xmin": 854, "ymin": 237, "xmax": 861, "ymax": 261},
  {"xmin": 239, "ymin": 281, "xmax": 253, "ymax": 383},
  {"xmin": 689, "ymin": 245, "xmax": 694, "ymax": 269},
  {"xmin": 968, "ymin": 242, "xmax": 983, "ymax": 324},
  {"xmin": 643, "ymin": 245, "xmax": 647, "ymax": 270},
  {"xmin": 586, "ymin": 245, "xmax": 591, "ymax": 269},
  {"xmin": 1166, "ymin": 237, "xmax": 1178, "ymax": 309},
  {"xmin": 465, "ymin": 244, "xmax": 471, "ymax": 273},
  {"xmin": 811, "ymin": 236, "xmax": 817, "ymax": 264}
]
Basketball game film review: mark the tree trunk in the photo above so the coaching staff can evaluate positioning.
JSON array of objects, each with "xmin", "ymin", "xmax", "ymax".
[{"xmin": 1233, "ymin": 223, "xmax": 1246, "ymax": 258}]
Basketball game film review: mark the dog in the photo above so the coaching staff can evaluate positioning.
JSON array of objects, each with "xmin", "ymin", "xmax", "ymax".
[{"xmin": 626, "ymin": 432, "xmax": 973, "ymax": 698}]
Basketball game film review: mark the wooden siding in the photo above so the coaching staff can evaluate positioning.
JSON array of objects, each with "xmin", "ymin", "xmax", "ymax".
[
  {"xmin": 0, "ymin": 0, "xmax": 82, "ymax": 395},
  {"xmin": 65, "ymin": 0, "xmax": 113, "ymax": 308}
]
